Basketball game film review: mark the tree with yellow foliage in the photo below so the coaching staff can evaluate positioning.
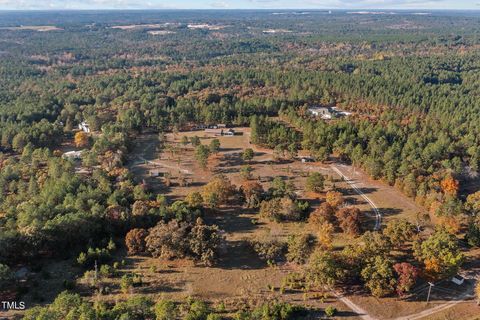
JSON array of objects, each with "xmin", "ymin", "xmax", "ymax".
[
  {"xmin": 466, "ymin": 191, "xmax": 480, "ymax": 216},
  {"xmin": 317, "ymin": 221, "xmax": 334, "ymax": 250},
  {"xmin": 74, "ymin": 131, "xmax": 89, "ymax": 148},
  {"xmin": 325, "ymin": 191, "xmax": 344, "ymax": 209},
  {"xmin": 185, "ymin": 192, "xmax": 203, "ymax": 208},
  {"xmin": 201, "ymin": 175, "xmax": 235, "ymax": 208},
  {"xmin": 413, "ymin": 228, "xmax": 463, "ymax": 280}
]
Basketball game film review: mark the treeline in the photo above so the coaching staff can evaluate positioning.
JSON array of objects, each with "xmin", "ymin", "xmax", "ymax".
[
  {"xmin": 250, "ymin": 115, "xmax": 301, "ymax": 154},
  {"xmin": 22, "ymin": 291, "xmax": 309, "ymax": 320},
  {"xmin": 1, "ymin": 51, "xmax": 479, "ymax": 156}
]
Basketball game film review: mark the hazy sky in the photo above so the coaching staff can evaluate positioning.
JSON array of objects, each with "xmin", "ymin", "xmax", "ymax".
[{"xmin": 0, "ymin": 0, "xmax": 478, "ymax": 10}]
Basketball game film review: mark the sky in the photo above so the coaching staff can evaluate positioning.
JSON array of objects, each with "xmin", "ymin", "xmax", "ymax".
[{"xmin": 0, "ymin": 0, "xmax": 478, "ymax": 10}]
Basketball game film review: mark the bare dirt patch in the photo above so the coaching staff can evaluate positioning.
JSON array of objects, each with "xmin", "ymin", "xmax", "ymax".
[{"xmin": 1, "ymin": 26, "xmax": 63, "ymax": 32}]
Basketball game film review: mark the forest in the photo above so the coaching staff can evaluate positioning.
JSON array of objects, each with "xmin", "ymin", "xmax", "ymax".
[{"xmin": 1, "ymin": 9, "xmax": 480, "ymax": 320}]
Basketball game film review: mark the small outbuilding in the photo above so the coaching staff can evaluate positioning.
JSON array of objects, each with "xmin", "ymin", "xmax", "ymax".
[
  {"xmin": 451, "ymin": 275, "xmax": 465, "ymax": 285},
  {"xmin": 78, "ymin": 121, "xmax": 90, "ymax": 133},
  {"xmin": 149, "ymin": 169, "xmax": 163, "ymax": 177}
]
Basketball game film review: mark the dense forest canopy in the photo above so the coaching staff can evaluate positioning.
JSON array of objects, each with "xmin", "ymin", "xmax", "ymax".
[{"xmin": 1, "ymin": 9, "xmax": 480, "ymax": 319}]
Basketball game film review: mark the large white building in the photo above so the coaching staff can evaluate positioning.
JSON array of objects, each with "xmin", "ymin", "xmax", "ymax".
[
  {"xmin": 308, "ymin": 107, "xmax": 333, "ymax": 119},
  {"xmin": 308, "ymin": 106, "xmax": 352, "ymax": 120}
]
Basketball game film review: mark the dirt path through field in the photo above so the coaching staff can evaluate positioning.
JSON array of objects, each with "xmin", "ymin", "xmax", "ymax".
[{"xmin": 335, "ymin": 293, "xmax": 378, "ymax": 320}]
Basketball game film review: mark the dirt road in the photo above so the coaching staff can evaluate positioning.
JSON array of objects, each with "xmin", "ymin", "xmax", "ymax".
[{"xmin": 331, "ymin": 164, "xmax": 382, "ymax": 230}]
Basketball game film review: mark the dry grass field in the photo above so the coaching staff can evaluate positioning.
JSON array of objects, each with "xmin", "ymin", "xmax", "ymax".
[{"xmin": 120, "ymin": 127, "xmax": 474, "ymax": 319}]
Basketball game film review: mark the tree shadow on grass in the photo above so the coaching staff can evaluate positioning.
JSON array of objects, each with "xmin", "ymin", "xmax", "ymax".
[
  {"xmin": 214, "ymin": 167, "xmax": 241, "ymax": 175},
  {"xmin": 378, "ymin": 207, "xmax": 403, "ymax": 218},
  {"xmin": 138, "ymin": 280, "xmax": 185, "ymax": 294},
  {"xmin": 216, "ymin": 239, "xmax": 266, "ymax": 270},
  {"xmin": 336, "ymin": 310, "xmax": 367, "ymax": 318},
  {"xmin": 337, "ymin": 186, "xmax": 378, "ymax": 196},
  {"xmin": 220, "ymin": 147, "xmax": 243, "ymax": 153}
]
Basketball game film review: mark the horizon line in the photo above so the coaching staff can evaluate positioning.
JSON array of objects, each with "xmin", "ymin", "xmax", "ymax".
[{"xmin": 0, "ymin": 8, "xmax": 479, "ymax": 11}]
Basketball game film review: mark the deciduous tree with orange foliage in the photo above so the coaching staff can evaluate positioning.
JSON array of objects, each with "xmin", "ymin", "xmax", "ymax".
[
  {"xmin": 309, "ymin": 202, "xmax": 335, "ymax": 226},
  {"xmin": 335, "ymin": 207, "xmax": 362, "ymax": 236},
  {"xmin": 440, "ymin": 174, "xmax": 459, "ymax": 196},
  {"xmin": 74, "ymin": 131, "xmax": 89, "ymax": 148}
]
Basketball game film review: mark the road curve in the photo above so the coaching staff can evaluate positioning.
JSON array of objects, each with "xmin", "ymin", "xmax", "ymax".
[{"xmin": 330, "ymin": 165, "xmax": 382, "ymax": 231}]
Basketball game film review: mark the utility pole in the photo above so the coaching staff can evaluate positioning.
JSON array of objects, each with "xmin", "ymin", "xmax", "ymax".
[{"xmin": 426, "ymin": 282, "xmax": 434, "ymax": 304}]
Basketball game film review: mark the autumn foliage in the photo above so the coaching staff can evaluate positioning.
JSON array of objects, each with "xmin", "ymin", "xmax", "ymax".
[
  {"xmin": 440, "ymin": 175, "xmax": 459, "ymax": 196},
  {"xmin": 393, "ymin": 262, "xmax": 419, "ymax": 296},
  {"xmin": 335, "ymin": 207, "xmax": 362, "ymax": 236},
  {"xmin": 240, "ymin": 181, "xmax": 264, "ymax": 208},
  {"xmin": 325, "ymin": 191, "xmax": 344, "ymax": 209},
  {"xmin": 74, "ymin": 131, "xmax": 89, "ymax": 148},
  {"xmin": 309, "ymin": 202, "xmax": 335, "ymax": 226},
  {"xmin": 125, "ymin": 228, "xmax": 148, "ymax": 255},
  {"xmin": 201, "ymin": 175, "xmax": 235, "ymax": 208},
  {"xmin": 316, "ymin": 221, "xmax": 334, "ymax": 249}
]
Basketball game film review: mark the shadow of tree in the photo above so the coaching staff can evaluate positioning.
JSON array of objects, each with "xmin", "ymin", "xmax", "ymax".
[
  {"xmin": 378, "ymin": 207, "xmax": 403, "ymax": 218},
  {"xmin": 216, "ymin": 239, "xmax": 266, "ymax": 270}
]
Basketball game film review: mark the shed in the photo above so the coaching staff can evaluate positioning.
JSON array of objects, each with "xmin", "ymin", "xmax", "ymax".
[
  {"xmin": 78, "ymin": 121, "xmax": 91, "ymax": 133},
  {"xmin": 451, "ymin": 275, "xmax": 465, "ymax": 285},
  {"xmin": 150, "ymin": 169, "xmax": 163, "ymax": 177}
]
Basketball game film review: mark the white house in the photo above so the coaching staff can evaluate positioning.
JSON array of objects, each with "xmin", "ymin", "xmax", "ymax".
[
  {"xmin": 331, "ymin": 107, "xmax": 353, "ymax": 116},
  {"xmin": 78, "ymin": 121, "xmax": 90, "ymax": 133},
  {"xmin": 308, "ymin": 107, "xmax": 333, "ymax": 120},
  {"xmin": 308, "ymin": 106, "xmax": 352, "ymax": 120},
  {"xmin": 62, "ymin": 150, "xmax": 83, "ymax": 160}
]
